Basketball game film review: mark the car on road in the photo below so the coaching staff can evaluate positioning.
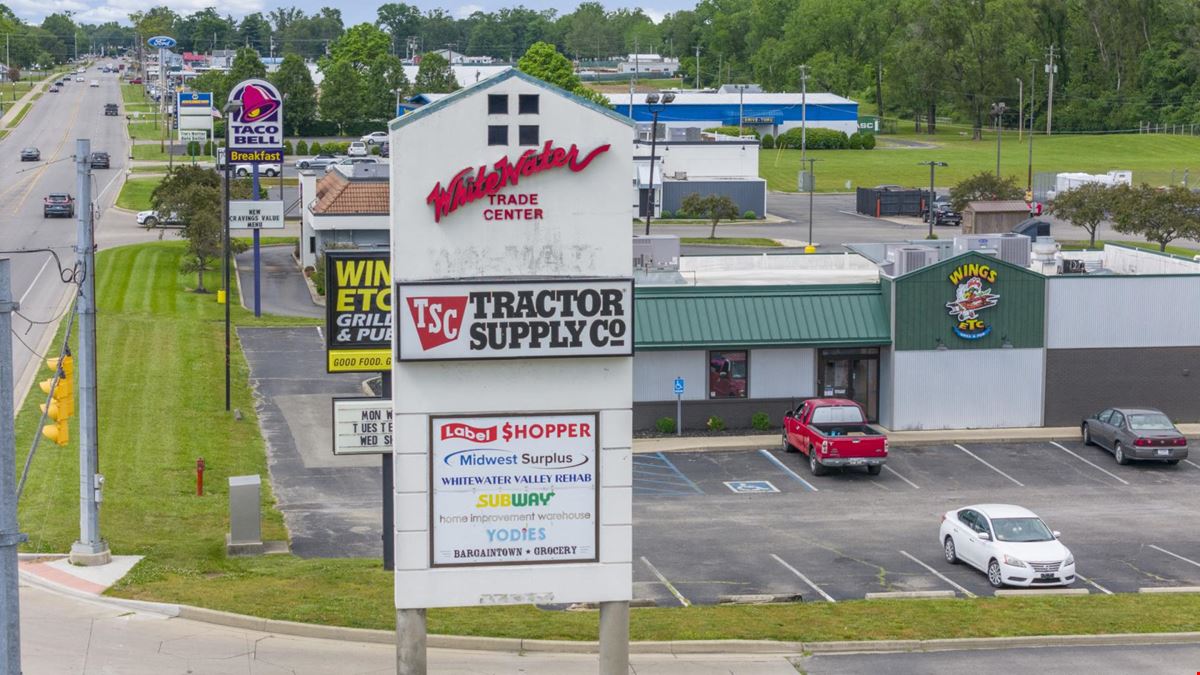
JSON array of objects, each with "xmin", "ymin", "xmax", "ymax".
[
  {"xmin": 782, "ymin": 398, "xmax": 888, "ymax": 475},
  {"xmin": 1081, "ymin": 407, "xmax": 1188, "ymax": 465},
  {"xmin": 325, "ymin": 156, "xmax": 380, "ymax": 173},
  {"xmin": 233, "ymin": 163, "xmax": 281, "ymax": 178},
  {"xmin": 136, "ymin": 210, "xmax": 183, "ymax": 228},
  {"xmin": 347, "ymin": 141, "xmax": 369, "ymax": 157},
  {"xmin": 89, "ymin": 79, "xmax": 99, "ymax": 87},
  {"xmin": 940, "ymin": 504, "xmax": 1075, "ymax": 588},
  {"xmin": 295, "ymin": 154, "xmax": 339, "ymax": 170},
  {"xmin": 75, "ymin": 76, "xmax": 84, "ymax": 82},
  {"xmin": 48, "ymin": 85, "xmax": 59, "ymax": 93},
  {"xmin": 923, "ymin": 197, "xmax": 962, "ymax": 227},
  {"xmin": 130, "ymin": 77, "xmax": 143, "ymax": 84},
  {"xmin": 20, "ymin": 147, "xmax": 40, "ymax": 161},
  {"xmin": 104, "ymin": 103, "xmax": 119, "ymax": 116},
  {"xmin": 43, "ymin": 193, "xmax": 74, "ymax": 218},
  {"xmin": 360, "ymin": 131, "xmax": 388, "ymax": 146},
  {"xmin": 89, "ymin": 151, "xmax": 110, "ymax": 169}
]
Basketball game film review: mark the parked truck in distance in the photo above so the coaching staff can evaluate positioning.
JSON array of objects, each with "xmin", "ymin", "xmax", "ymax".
[{"xmin": 782, "ymin": 398, "xmax": 888, "ymax": 476}]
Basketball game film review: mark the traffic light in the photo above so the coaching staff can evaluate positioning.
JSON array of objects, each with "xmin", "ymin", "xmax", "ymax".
[{"xmin": 39, "ymin": 351, "xmax": 74, "ymax": 446}]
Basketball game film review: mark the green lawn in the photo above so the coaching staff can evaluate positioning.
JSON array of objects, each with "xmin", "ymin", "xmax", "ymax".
[
  {"xmin": 131, "ymin": 144, "xmax": 172, "ymax": 161},
  {"xmin": 121, "ymin": 83, "xmax": 146, "ymax": 104},
  {"xmin": 681, "ymin": 237, "xmax": 781, "ymax": 247},
  {"xmin": 115, "ymin": 178, "xmax": 160, "ymax": 211},
  {"xmin": 2, "ymin": 81, "xmax": 33, "ymax": 102},
  {"xmin": 5, "ymin": 103, "xmax": 29, "ymax": 128},
  {"xmin": 127, "ymin": 122, "xmax": 168, "ymax": 142},
  {"xmin": 761, "ymin": 133, "xmax": 1200, "ymax": 192},
  {"xmin": 13, "ymin": 240, "xmax": 1200, "ymax": 642}
]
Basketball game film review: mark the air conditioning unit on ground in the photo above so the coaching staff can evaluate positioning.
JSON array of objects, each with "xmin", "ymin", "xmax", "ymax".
[
  {"xmin": 633, "ymin": 235, "xmax": 680, "ymax": 271},
  {"xmin": 890, "ymin": 245, "xmax": 939, "ymax": 276}
]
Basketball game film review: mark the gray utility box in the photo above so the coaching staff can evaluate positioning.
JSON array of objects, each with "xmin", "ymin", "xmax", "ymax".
[{"xmin": 227, "ymin": 474, "xmax": 263, "ymax": 555}]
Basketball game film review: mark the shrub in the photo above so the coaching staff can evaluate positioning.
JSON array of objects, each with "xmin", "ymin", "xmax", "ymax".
[
  {"xmin": 706, "ymin": 415, "xmax": 726, "ymax": 432},
  {"xmin": 742, "ymin": 210, "xmax": 757, "ymax": 219},
  {"xmin": 848, "ymin": 132, "xmax": 864, "ymax": 149},
  {"xmin": 861, "ymin": 133, "xmax": 877, "ymax": 149},
  {"xmin": 704, "ymin": 125, "xmax": 759, "ymax": 138},
  {"xmin": 371, "ymin": 145, "xmax": 381, "ymax": 155},
  {"xmin": 203, "ymin": 140, "xmax": 213, "ymax": 156},
  {"xmin": 309, "ymin": 141, "xmax": 322, "ymax": 154},
  {"xmin": 655, "ymin": 417, "xmax": 677, "ymax": 434},
  {"xmin": 778, "ymin": 127, "xmax": 849, "ymax": 150},
  {"xmin": 751, "ymin": 411, "xmax": 771, "ymax": 431},
  {"xmin": 283, "ymin": 140, "xmax": 294, "ymax": 155},
  {"xmin": 659, "ymin": 210, "xmax": 672, "ymax": 219},
  {"xmin": 761, "ymin": 133, "xmax": 774, "ymax": 149},
  {"xmin": 296, "ymin": 139, "xmax": 308, "ymax": 155},
  {"xmin": 185, "ymin": 141, "xmax": 200, "ymax": 156},
  {"xmin": 675, "ymin": 210, "xmax": 691, "ymax": 219}
]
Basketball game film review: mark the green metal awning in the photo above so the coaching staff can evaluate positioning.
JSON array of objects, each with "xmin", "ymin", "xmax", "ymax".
[{"xmin": 635, "ymin": 284, "xmax": 890, "ymax": 350}]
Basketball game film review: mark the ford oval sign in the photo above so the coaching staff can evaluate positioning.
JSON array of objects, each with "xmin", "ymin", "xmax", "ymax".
[{"xmin": 147, "ymin": 35, "xmax": 176, "ymax": 49}]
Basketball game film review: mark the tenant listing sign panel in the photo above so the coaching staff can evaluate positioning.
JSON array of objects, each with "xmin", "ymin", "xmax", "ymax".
[
  {"xmin": 227, "ymin": 79, "xmax": 284, "ymax": 164},
  {"xmin": 332, "ymin": 398, "xmax": 393, "ymax": 455},
  {"xmin": 325, "ymin": 251, "xmax": 392, "ymax": 372},
  {"xmin": 430, "ymin": 414, "xmax": 598, "ymax": 567},
  {"xmin": 396, "ymin": 279, "xmax": 633, "ymax": 361},
  {"xmin": 228, "ymin": 200, "xmax": 284, "ymax": 229}
]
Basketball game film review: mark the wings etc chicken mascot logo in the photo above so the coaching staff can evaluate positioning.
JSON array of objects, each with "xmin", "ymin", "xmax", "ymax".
[
  {"xmin": 945, "ymin": 263, "xmax": 1000, "ymax": 340},
  {"xmin": 232, "ymin": 81, "xmax": 281, "ymax": 123}
]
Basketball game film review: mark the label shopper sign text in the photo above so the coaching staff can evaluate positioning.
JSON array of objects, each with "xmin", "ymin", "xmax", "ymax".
[
  {"xmin": 431, "ymin": 414, "xmax": 598, "ymax": 567},
  {"xmin": 397, "ymin": 279, "xmax": 632, "ymax": 361},
  {"xmin": 325, "ymin": 251, "xmax": 392, "ymax": 372}
]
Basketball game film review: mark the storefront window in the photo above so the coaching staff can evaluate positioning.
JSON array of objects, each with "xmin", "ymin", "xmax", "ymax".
[{"xmin": 708, "ymin": 350, "xmax": 748, "ymax": 399}]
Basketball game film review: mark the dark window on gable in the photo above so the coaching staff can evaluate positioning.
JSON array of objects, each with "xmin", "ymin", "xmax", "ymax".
[
  {"xmin": 488, "ymin": 94, "xmax": 508, "ymax": 114},
  {"xmin": 488, "ymin": 125, "xmax": 508, "ymax": 146},
  {"xmin": 518, "ymin": 94, "xmax": 539, "ymax": 114},
  {"xmin": 518, "ymin": 125, "xmax": 539, "ymax": 146}
]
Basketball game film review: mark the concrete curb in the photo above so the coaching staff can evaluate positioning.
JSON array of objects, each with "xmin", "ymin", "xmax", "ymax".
[
  {"xmin": 805, "ymin": 632, "xmax": 1200, "ymax": 655},
  {"xmin": 717, "ymin": 593, "xmax": 803, "ymax": 605},
  {"xmin": 1139, "ymin": 586, "xmax": 1200, "ymax": 594},
  {"xmin": 994, "ymin": 588, "xmax": 1089, "ymax": 597},
  {"xmin": 864, "ymin": 591, "xmax": 956, "ymax": 600}
]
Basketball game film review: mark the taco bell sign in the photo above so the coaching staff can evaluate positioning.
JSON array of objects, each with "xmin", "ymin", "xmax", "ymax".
[{"xmin": 227, "ymin": 79, "xmax": 284, "ymax": 164}]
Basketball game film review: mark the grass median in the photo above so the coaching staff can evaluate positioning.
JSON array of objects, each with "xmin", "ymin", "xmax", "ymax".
[
  {"xmin": 115, "ymin": 177, "xmax": 159, "ymax": 211},
  {"xmin": 14, "ymin": 240, "xmax": 1200, "ymax": 642},
  {"xmin": 680, "ymin": 237, "xmax": 781, "ymax": 247}
]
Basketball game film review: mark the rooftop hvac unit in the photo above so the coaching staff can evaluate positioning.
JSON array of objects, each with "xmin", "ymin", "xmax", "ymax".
[
  {"xmin": 672, "ymin": 171, "xmax": 688, "ymax": 180},
  {"xmin": 996, "ymin": 233, "xmax": 1031, "ymax": 267},
  {"xmin": 632, "ymin": 235, "xmax": 680, "ymax": 271},
  {"xmin": 891, "ymin": 246, "xmax": 939, "ymax": 276},
  {"xmin": 953, "ymin": 235, "xmax": 1006, "ymax": 256},
  {"xmin": 1061, "ymin": 258, "xmax": 1087, "ymax": 274}
]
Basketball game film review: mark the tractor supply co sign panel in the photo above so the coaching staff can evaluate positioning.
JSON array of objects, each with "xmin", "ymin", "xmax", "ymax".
[
  {"xmin": 325, "ymin": 251, "xmax": 391, "ymax": 372},
  {"xmin": 430, "ymin": 413, "xmax": 598, "ymax": 567},
  {"xmin": 332, "ymin": 398, "xmax": 392, "ymax": 455},
  {"xmin": 396, "ymin": 279, "xmax": 633, "ymax": 361}
]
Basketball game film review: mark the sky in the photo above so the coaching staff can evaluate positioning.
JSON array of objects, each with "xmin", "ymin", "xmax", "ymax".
[{"xmin": 9, "ymin": 0, "xmax": 680, "ymax": 27}]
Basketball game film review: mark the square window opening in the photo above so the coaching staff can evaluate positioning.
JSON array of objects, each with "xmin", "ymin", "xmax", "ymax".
[
  {"xmin": 518, "ymin": 94, "xmax": 539, "ymax": 114},
  {"xmin": 487, "ymin": 94, "xmax": 508, "ymax": 115},
  {"xmin": 708, "ymin": 350, "xmax": 749, "ymax": 399},
  {"xmin": 518, "ymin": 125, "xmax": 539, "ymax": 146},
  {"xmin": 488, "ymin": 125, "xmax": 508, "ymax": 146}
]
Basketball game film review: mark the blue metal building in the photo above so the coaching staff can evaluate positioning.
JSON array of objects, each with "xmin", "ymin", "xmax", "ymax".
[{"xmin": 605, "ymin": 92, "xmax": 859, "ymax": 137}]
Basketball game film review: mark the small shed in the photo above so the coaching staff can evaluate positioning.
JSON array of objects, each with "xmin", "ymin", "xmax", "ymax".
[{"xmin": 962, "ymin": 200, "xmax": 1031, "ymax": 234}]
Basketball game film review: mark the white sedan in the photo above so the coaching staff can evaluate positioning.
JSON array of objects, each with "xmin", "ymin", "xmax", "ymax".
[
  {"xmin": 939, "ymin": 504, "xmax": 1075, "ymax": 588},
  {"xmin": 360, "ymin": 131, "xmax": 388, "ymax": 145}
]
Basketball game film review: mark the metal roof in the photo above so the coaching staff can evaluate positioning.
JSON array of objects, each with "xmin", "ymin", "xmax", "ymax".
[
  {"xmin": 635, "ymin": 284, "xmax": 890, "ymax": 350},
  {"xmin": 605, "ymin": 92, "xmax": 857, "ymax": 106}
]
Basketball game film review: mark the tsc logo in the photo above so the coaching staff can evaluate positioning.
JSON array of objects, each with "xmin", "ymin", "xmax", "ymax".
[{"xmin": 407, "ymin": 296, "xmax": 468, "ymax": 350}]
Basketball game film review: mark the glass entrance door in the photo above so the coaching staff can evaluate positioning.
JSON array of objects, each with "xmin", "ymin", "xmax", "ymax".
[{"xmin": 817, "ymin": 348, "xmax": 880, "ymax": 422}]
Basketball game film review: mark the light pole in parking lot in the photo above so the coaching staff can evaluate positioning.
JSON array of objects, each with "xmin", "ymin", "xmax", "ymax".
[
  {"xmin": 918, "ymin": 161, "xmax": 948, "ymax": 239},
  {"xmin": 643, "ymin": 91, "xmax": 674, "ymax": 236},
  {"xmin": 991, "ymin": 101, "xmax": 1006, "ymax": 177}
]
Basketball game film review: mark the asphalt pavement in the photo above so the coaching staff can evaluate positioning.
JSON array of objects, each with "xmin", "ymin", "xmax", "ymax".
[
  {"xmin": 796, "ymin": 642, "xmax": 1200, "ymax": 674},
  {"xmin": 235, "ymin": 244, "xmax": 323, "ymax": 318}
]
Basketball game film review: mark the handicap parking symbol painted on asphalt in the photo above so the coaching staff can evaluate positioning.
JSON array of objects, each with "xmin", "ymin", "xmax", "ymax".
[{"xmin": 723, "ymin": 480, "xmax": 780, "ymax": 494}]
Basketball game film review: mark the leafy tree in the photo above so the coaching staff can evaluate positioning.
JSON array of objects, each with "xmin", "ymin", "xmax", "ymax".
[
  {"xmin": 151, "ymin": 167, "xmax": 251, "ymax": 292},
  {"xmin": 377, "ymin": 3, "xmax": 422, "ymax": 47},
  {"xmin": 949, "ymin": 172, "xmax": 1023, "ymax": 212},
  {"xmin": 181, "ymin": 9, "xmax": 235, "ymax": 54},
  {"xmin": 228, "ymin": 47, "xmax": 267, "ymax": 83},
  {"xmin": 319, "ymin": 59, "xmax": 364, "ymax": 133},
  {"xmin": 270, "ymin": 53, "xmax": 317, "ymax": 135},
  {"xmin": 129, "ymin": 8, "xmax": 180, "ymax": 43},
  {"xmin": 1110, "ymin": 184, "xmax": 1200, "ymax": 252},
  {"xmin": 239, "ymin": 13, "xmax": 273, "ymax": 52},
  {"xmin": 517, "ymin": 41, "xmax": 608, "ymax": 105},
  {"xmin": 329, "ymin": 23, "xmax": 391, "ymax": 70},
  {"xmin": 681, "ymin": 192, "xmax": 740, "ymax": 239},
  {"xmin": 1049, "ymin": 183, "xmax": 1117, "ymax": 248},
  {"xmin": 363, "ymin": 54, "xmax": 410, "ymax": 121},
  {"xmin": 413, "ymin": 51, "xmax": 458, "ymax": 93},
  {"xmin": 40, "ymin": 14, "xmax": 75, "ymax": 63},
  {"xmin": 189, "ymin": 70, "xmax": 230, "ymax": 110}
]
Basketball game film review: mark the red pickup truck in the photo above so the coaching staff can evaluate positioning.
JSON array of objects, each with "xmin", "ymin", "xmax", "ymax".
[{"xmin": 782, "ymin": 398, "xmax": 888, "ymax": 476}]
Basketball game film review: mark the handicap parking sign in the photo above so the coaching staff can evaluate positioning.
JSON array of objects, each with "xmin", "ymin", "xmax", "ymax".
[
  {"xmin": 673, "ymin": 377, "xmax": 685, "ymax": 395},
  {"xmin": 724, "ymin": 480, "xmax": 779, "ymax": 494}
]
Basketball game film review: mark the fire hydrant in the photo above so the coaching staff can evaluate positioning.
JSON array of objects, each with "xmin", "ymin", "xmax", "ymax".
[{"xmin": 196, "ymin": 457, "xmax": 206, "ymax": 496}]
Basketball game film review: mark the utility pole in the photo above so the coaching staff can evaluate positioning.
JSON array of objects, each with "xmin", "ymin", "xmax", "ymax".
[
  {"xmin": 1028, "ymin": 61, "xmax": 1036, "ymax": 191},
  {"xmin": 0, "ymin": 256, "xmax": 26, "ymax": 675},
  {"xmin": 70, "ymin": 139, "xmax": 110, "ymax": 567},
  {"xmin": 695, "ymin": 45, "xmax": 700, "ymax": 89},
  {"xmin": 991, "ymin": 102, "xmax": 1006, "ymax": 176},
  {"xmin": 1045, "ymin": 44, "xmax": 1056, "ymax": 136},
  {"xmin": 1016, "ymin": 77, "xmax": 1023, "ymax": 142},
  {"xmin": 800, "ymin": 64, "xmax": 808, "ymax": 175}
]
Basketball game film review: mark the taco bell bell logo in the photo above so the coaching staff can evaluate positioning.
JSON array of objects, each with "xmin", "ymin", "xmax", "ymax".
[{"xmin": 228, "ymin": 79, "xmax": 284, "ymax": 163}]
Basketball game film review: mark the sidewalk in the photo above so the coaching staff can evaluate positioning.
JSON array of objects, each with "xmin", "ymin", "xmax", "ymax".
[{"xmin": 0, "ymin": 72, "xmax": 56, "ymax": 127}]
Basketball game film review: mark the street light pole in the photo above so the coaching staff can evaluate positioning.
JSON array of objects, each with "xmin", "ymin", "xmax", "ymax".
[
  {"xmin": 918, "ymin": 161, "xmax": 947, "ymax": 239},
  {"xmin": 222, "ymin": 99, "xmax": 242, "ymax": 412},
  {"xmin": 643, "ymin": 92, "xmax": 674, "ymax": 236},
  {"xmin": 803, "ymin": 157, "xmax": 818, "ymax": 253},
  {"xmin": 991, "ymin": 102, "xmax": 1006, "ymax": 176}
]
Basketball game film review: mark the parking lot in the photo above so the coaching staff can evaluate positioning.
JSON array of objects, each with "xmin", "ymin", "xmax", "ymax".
[{"xmin": 631, "ymin": 440, "xmax": 1200, "ymax": 605}]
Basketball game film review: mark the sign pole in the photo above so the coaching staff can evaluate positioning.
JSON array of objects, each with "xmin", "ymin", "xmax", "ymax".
[
  {"xmin": 599, "ymin": 601, "xmax": 630, "ymax": 675},
  {"xmin": 252, "ymin": 164, "xmax": 261, "ymax": 317},
  {"xmin": 396, "ymin": 608, "xmax": 426, "ymax": 675},
  {"xmin": 673, "ymin": 376, "xmax": 685, "ymax": 436},
  {"xmin": 381, "ymin": 371, "xmax": 394, "ymax": 571}
]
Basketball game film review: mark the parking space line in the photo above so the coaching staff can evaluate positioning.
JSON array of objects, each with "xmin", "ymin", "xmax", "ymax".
[
  {"xmin": 898, "ymin": 550, "xmax": 977, "ymax": 598},
  {"xmin": 640, "ymin": 556, "xmax": 690, "ymax": 607},
  {"xmin": 649, "ymin": 452, "xmax": 703, "ymax": 494},
  {"xmin": 757, "ymin": 449, "xmax": 818, "ymax": 492},
  {"xmin": 882, "ymin": 464, "xmax": 920, "ymax": 489},
  {"xmin": 770, "ymin": 554, "xmax": 835, "ymax": 602},
  {"xmin": 1076, "ymin": 574, "xmax": 1113, "ymax": 595},
  {"xmin": 1049, "ymin": 441, "xmax": 1129, "ymax": 485},
  {"xmin": 954, "ymin": 444, "xmax": 1025, "ymax": 487},
  {"xmin": 1184, "ymin": 459, "xmax": 1200, "ymax": 470},
  {"xmin": 1149, "ymin": 544, "xmax": 1200, "ymax": 570}
]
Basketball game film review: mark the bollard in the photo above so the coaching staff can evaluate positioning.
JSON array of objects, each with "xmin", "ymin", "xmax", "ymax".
[{"xmin": 196, "ymin": 457, "xmax": 205, "ymax": 496}]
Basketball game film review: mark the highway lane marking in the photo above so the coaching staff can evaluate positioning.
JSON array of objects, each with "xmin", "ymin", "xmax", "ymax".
[
  {"xmin": 770, "ymin": 553, "xmax": 835, "ymax": 602},
  {"xmin": 12, "ymin": 84, "xmax": 85, "ymax": 215},
  {"xmin": 1149, "ymin": 544, "xmax": 1200, "ymax": 570},
  {"xmin": 899, "ymin": 549, "xmax": 977, "ymax": 598},
  {"xmin": 954, "ymin": 444, "xmax": 1025, "ymax": 487},
  {"xmin": 757, "ymin": 449, "xmax": 818, "ymax": 492},
  {"xmin": 640, "ymin": 556, "xmax": 690, "ymax": 607},
  {"xmin": 1049, "ymin": 441, "xmax": 1129, "ymax": 485},
  {"xmin": 882, "ymin": 464, "xmax": 920, "ymax": 489},
  {"xmin": 17, "ymin": 254, "xmax": 55, "ymax": 306},
  {"xmin": 1076, "ymin": 574, "xmax": 1113, "ymax": 595}
]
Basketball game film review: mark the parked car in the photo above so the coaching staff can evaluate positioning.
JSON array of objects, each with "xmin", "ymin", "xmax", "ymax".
[
  {"xmin": 360, "ymin": 131, "xmax": 389, "ymax": 146},
  {"xmin": 923, "ymin": 198, "xmax": 962, "ymax": 227},
  {"xmin": 43, "ymin": 193, "xmax": 74, "ymax": 218},
  {"xmin": 130, "ymin": 77, "xmax": 143, "ymax": 84},
  {"xmin": 295, "ymin": 154, "xmax": 339, "ymax": 170},
  {"xmin": 20, "ymin": 147, "xmax": 40, "ymax": 161},
  {"xmin": 89, "ymin": 79, "xmax": 99, "ymax": 87},
  {"xmin": 347, "ymin": 141, "xmax": 369, "ymax": 157},
  {"xmin": 940, "ymin": 504, "xmax": 1075, "ymax": 588},
  {"xmin": 325, "ymin": 156, "xmax": 380, "ymax": 173},
  {"xmin": 136, "ymin": 210, "xmax": 183, "ymax": 228},
  {"xmin": 379, "ymin": 141, "xmax": 390, "ymax": 158},
  {"xmin": 89, "ymin": 151, "xmax": 110, "ymax": 169},
  {"xmin": 782, "ymin": 398, "xmax": 888, "ymax": 475},
  {"xmin": 1081, "ymin": 407, "xmax": 1188, "ymax": 465},
  {"xmin": 233, "ymin": 163, "xmax": 281, "ymax": 177},
  {"xmin": 104, "ymin": 103, "xmax": 119, "ymax": 116}
]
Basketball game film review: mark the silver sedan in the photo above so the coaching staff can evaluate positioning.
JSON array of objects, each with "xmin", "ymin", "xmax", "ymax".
[{"xmin": 1081, "ymin": 407, "xmax": 1188, "ymax": 465}]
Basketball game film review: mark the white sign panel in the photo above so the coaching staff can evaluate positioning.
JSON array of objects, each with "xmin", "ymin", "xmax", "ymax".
[
  {"xmin": 430, "ymin": 414, "xmax": 598, "ymax": 567},
  {"xmin": 179, "ymin": 115, "xmax": 213, "ymax": 131},
  {"xmin": 178, "ymin": 129, "xmax": 206, "ymax": 142},
  {"xmin": 396, "ymin": 278, "xmax": 633, "ymax": 362},
  {"xmin": 228, "ymin": 200, "xmax": 285, "ymax": 229},
  {"xmin": 332, "ymin": 398, "xmax": 392, "ymax": 455}
]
